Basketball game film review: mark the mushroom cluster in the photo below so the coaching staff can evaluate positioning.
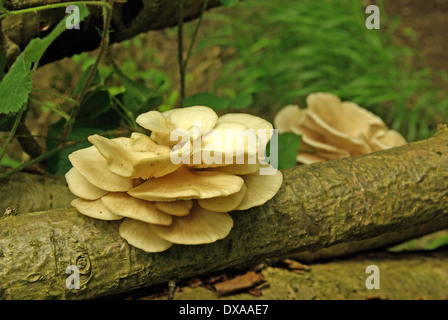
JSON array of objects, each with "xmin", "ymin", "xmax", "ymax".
[
  {"xmin": 66, "ymin": 106, "xmax": 283, "ymax": 252},
  {"xmin": 274, "ymin": 92, "xmax": 407, "ymax": 164}
]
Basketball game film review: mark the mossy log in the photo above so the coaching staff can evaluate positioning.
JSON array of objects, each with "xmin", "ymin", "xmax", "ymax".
[
  {"xmin": 0, "ymin": 173, "xmax": 75, "ymax": 216},
  {"xmin": 1, "ymin": 0, "xmax": 221, "ymax": 67},
  {"xmin": 0, "ymin": 128, "xmax": 448, "ymax": 299}
]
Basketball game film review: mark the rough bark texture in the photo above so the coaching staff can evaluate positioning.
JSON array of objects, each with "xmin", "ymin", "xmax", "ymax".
[
  {"xmin": 0, "ymin": 128, "xmax": 447, "ymax": 299},
  {"xmin": 1, "ymin": 0, "xmax": 221, "ymax": 67},
  {"xmin": 0, "ymin": 172, "xmax": 75, "ymax": 216},
  {"xmin": 2, "ymin": 172, "xmax": 446, "ymax": 264},
  {"xmin": 280, "ymin": 218, "xmax": 448, "ymax": 263},
  {"xmin": 172, "ymin": 250, "xmax": 448, "ymax": 300}
]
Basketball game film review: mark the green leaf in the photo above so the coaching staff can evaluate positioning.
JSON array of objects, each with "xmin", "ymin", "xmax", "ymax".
[
  {"xmin": 230, "ymin": 94, "xmax": 252, "ymax": 109},
  {"xmin": 112, "ymin": 65, "xmax": 164, "ymax": 118},
  {"xmin": 0, "ymin": 153, "xmax": 21, "ymax": 169},
  {"xmin": 220, "ymin": 0, "xmax": 239, "ymax": 7},
  {"xmin": 78, "ymin": 88, "xmax": 111, "ymax": 119},
  {"xmin": 0, "ymin": 5, "xmax": 90, "ymax": 114},
  {"xmin": 113, "ymin": 66, "xmax": 155, "ymax": 103},
  {"xmin": 46, "ymin": 107, "xmax": 121, "ymax": 174},
  {"xmin": 182, "ymin": 92, "xmax": 230, "ymax": 111},
  {"xmin": 95, "ymin": 26, "xmax": 115, "ymax": 38},
  {"xmin": 46, "ymin": 140, "xmax": 91, "ymax": 175},
  {"xmin": 277, "ymin": 132, "xmax": 301, "ymax": 170},
  {"xmin": 0, "ymin": 52, "xmax": 6, "ymax": 81},
  {"xmin": 0, "ymin": 55, "xmax": 33, "ymax": 114},
  {"xmin": 0, "ymin": 113, "xmax": 17, "ymax": 131}
]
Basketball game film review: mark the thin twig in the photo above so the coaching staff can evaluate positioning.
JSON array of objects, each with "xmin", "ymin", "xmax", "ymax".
[
  {"xmin": 0, "ymin": 143, "xmax": 64, "ymax": 180},
  {"xmin": 30, "ymin": 98, "xmax": 70, "ymax": 121},
  {"xmin": 0, "ymin": 128, "xmax": 129, "ymax": 181},
  {"xmin": 0, "ymin": 134, "xmax": 59, "ymax": 140},
  {"xmin": 184, "ymin": 0, "xmax": 210, "ymax": 68},
  {"xmin": 60, "ymin": 0, "xmax": 114, "ymax": 144},
  {"xmin": 177, "ymin": 0, "xmax": 185, "ymax": 103},
  {"xmin": 178, "ymin": 0, "xmax": 210, "ymax": 104},
  {"xmin": 16, "ymin": 110, "xmax": 43, "ymax": 159},
  {"xmin": 0, "ymin": 105, "xmax": 25, "ymax": 164},
  {"xmin": 32, "ymin": 88, "xmax": 80, "ymax": 107},
  {"xmin": 0, "ymin": 1, "xmax": 112, "ymax": 20}
]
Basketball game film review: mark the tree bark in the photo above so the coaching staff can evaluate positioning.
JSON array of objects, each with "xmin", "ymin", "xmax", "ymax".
[
  {"xmin": 0, "ymin": 172, "xmax": 75, "ymax": 216},
  {"xmin": 1, "ymin": 0, "xmax": 222, "ymax": 67},
  {"xmin": 0, "ymin": 172, "xmax": 446, "ymax": 262},
  {"xmin": 279, "ymin": 218, "xmax": 448, "ymax": 263},
  {"xmin": 0, "ymin": 127, "xmax": 448, "ymax": 299}
]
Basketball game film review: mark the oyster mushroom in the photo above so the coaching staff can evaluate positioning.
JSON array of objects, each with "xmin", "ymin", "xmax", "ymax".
[
  {"xmin": 274, "ymin": 92, "xmax": 407, "ymax": 164},
  {"xmin": 66, "ymin": 106, "xmax": 283, "ymax": 253},
  {"xmin": 150, "ymin": 204, "xmax": 234, "ymax": 245},
  {"xmin": 119, "ymin": 218, "xmax": 173, "ymax": 253}
]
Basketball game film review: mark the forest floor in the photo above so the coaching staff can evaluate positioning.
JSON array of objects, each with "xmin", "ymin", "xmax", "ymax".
[{"xmin": 386, "ymin": 0, "xmax": 448, "ymax": 75}]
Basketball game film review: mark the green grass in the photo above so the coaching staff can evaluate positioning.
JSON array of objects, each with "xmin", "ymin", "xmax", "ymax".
[{"xmin": 194, "ymin": 0, "xmax": 448, "ymax": 141}]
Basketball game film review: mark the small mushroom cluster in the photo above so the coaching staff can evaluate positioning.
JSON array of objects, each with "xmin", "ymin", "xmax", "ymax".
[
  {"xmin": 274, "ymin": 92, "xmax": 407, "ymax": 164},
  {"xmin": 66, "ymin": 106, "xmax": 283, "ymax": 252}
]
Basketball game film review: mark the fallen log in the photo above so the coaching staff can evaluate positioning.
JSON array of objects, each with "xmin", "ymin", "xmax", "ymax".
[
  {"xmin": 0, "ymin": 172, "xmax": 446, "ymax": 262},
  {"xmin": 0, "ymin": 172, "xmax": 74, "ymax": 216},
  {"xmin": 281, "ymin": 218, "xmax": 448, "ymax": 263},
  {"xmin": 1, "ymin": 0, "xmax": 222, "ymax": 67},
  {"xmin": 0, "ymin": 127, "xmax": 447, "ymax": 299}
]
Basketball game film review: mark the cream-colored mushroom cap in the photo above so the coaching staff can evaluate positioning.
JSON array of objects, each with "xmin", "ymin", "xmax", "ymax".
[
  {"xmin": 136, "ymin": 106, "xmax": 218, "ymax": 145},
  {"xmin": 198, "ymin": 184, "xmax": 247, "ymax": 212},
  {"xmin": 299, "ymin": 132, "xmax": 351, "ymax": 158},
  {"xmin": 303, "ymin": 95, "xmax": 378, "ymax": 155},
  {"xmin": 66, "ymin": 107, "xmax": 285, "ymax": 254},
  {"xmin": 71, "ymin": 198, "xmax": 123, "ymax": 220},
  {"xmin": 151, "ymin": 204, "xmax": 234, "ymax": 245},
  {"xmin": 88, "ymin": 134, "xmax": 181, "ymax": 179},
  {"xmin": 68, "ymin": 146, "xmax": 134, "ymax": 192},
  {"xmin": 101, "ymin": 192, "xmax": 173, "ymax": 225},
  {"xmin": 65, "ymin": 167, "xmax": 107, "ymax": 200},
  {"xmin": 212, "ymin": 163, "xmax": 261, "ymax": 175},
  {"xmin": 273, "ymin": 104, "xmax": 307, "ymax": 134},
  {"xmin": 306, "ymin": 93, "xmax": 386, "ymax": 137},
  {"xmin": 199, "ymin": 166, "xmax": 282, "ymax": 212},
  {"xmin": 154, "ymin": 200, "xmax": 193, "ymax": 216},
  {"xmin": 236, "ymin": 168, "xmax": 283, "ymax": 210},
  {"xmin": 128, "ymin": 166, "xmax": 244, "ymax": 201},
  {"xmin": 296, "ymin": 153, "xmax": 327, "ymax": 164},
  {"xmin": 119, "ymin": 218, "xmax": 173, "ymax": 252},
  {"xmin": 217, "ymin": 113, "xmax": 274, "ymax": 146},
  {"xmin": 370, "ymin": 129, "xmax": 407, "ymax": 151},
  {"xmin": 194, "ymin": 122, "xmax": 259, "ymax": 167},
  {"xmin": 273, "ymin": 92, "xmax": 407, "ymax": 164}
]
